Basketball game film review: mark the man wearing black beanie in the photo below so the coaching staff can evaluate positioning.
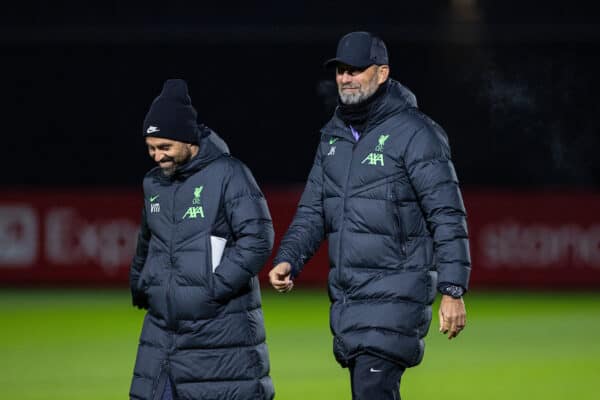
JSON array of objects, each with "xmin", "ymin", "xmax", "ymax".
[
  {"xmin": 129, "ymin": 79, "xmax": 275, "ymax": 400},
  {"xmin": 142, "ymin": 79, "xmax": 202, "ymax": 177}
]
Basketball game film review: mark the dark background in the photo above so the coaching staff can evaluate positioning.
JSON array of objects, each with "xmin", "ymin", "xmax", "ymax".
[{"xmin": 3, "ymin": 1, "xmax": 600, "ymax": 188}]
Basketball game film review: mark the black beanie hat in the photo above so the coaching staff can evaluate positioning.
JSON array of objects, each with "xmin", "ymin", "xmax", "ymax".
[{"xmin": 143, "ymin": 79, "xmax": 199, "ymax": 144}]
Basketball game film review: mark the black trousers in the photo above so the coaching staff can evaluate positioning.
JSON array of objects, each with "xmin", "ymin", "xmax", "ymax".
[{"xmin": 349, "ymin": 354, "xmax": 406, "ymax": 400}]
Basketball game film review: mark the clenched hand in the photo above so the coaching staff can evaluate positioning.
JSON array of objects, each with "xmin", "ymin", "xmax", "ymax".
[{"xmin": 269, "ymin": 262, "xmax": 294, "ymax": 293}]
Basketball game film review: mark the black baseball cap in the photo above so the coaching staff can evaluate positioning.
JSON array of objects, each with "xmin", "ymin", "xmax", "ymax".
[{"xmin": 324, "ymin": 31, "xmax": 389, "ymax": 69}]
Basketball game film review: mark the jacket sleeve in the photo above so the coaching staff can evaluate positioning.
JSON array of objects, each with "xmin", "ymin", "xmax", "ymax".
[
  {"xmin": 404, "ymin": 123, "xmax": 471, "ymax": 290},
  {"xmin": 211, "ymin": 161, "xmax": 275, "ymax": 302},
  {"xmin": 273, "ymin": 148, "xmax": 325, "ymax": 277},
  {"xmin": 130, "ymin": 207, "xmax": 151, "ymax": 309}
]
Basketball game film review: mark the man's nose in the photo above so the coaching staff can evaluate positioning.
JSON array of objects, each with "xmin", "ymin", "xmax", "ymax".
[
  {"xmin": 153, "ymin": 152, "xmax": 163, "ymax": 162},
  {"xmin": 341, "ymin": 72, "xmax": 353, "ymax": 83}
]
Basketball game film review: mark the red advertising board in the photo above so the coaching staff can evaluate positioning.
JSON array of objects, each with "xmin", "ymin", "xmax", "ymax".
[
  {"xmin": 0, "ymin": 189, "xmax": 142, "ymax": 284},
  {"xmin": 465, "ymin": 191, "xmax": 600, "ymax": 288},
  {"xmin": 1, "ymin": 188, "xmax": 599, "ymax": 288}
]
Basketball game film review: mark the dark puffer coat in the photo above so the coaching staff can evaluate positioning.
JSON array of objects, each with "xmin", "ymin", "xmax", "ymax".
[
  {"xmin": 129, "ymin": 129, "xmax": 275, "ymax": 399},
  {"xmin": 274, "ymin": 80, "xmax": 471, "ymax": 368}
]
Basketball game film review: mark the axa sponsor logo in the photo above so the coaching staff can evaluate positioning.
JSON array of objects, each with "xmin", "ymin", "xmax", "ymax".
[
  {"xmin": 183, "ymin": 186, "xmax": 205, "ymax": 219},
  {"xmin": 361, "ymin": 153, "xmax": 384, "ymax": 166},
  {"xmin": 182, "ymin": 206, "xmax": 204, "ymax": 219},
  {"xmin": 362, "ymin": 134, "xmax": 389, "ymax": 166}
]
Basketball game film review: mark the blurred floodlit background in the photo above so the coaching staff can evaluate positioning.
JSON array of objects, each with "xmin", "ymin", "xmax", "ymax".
[{"xmin": 1, "ymin": 1, "xmax": 599, "ymax": 399}]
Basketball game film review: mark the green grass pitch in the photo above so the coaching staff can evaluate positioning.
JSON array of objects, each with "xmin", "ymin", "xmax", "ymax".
[{"xmin": 0, "ymin": 288, "xmax": 598, "ymax": 399}]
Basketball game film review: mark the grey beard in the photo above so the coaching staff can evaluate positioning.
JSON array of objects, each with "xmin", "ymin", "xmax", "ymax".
[
  {"xmin": 160, "ymin": 149, "xmax": 193, "ymax": 176},
  {"xmin": 338, "ymin": 84, "xmax": 378, "ymax": 105}
]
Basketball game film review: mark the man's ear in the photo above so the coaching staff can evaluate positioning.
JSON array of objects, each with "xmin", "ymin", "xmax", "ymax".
[
  {"xmin": 377, "ymin": 65, "xmax": 390, "ymax": 84},
  {"xmin": 188, "ymin": 143, "xmax": 200, "ymax": 156}
]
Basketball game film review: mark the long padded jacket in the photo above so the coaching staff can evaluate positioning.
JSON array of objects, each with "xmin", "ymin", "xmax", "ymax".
[
  {"xmin": 129, "ymin": 129, "xmax": 275, "ymax": 400},
  {"xmin": 274, "ymin": 80, "xmax": 471, "ymax": 368}
]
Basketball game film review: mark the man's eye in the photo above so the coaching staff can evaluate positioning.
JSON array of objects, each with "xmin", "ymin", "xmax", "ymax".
[{"xmin": 337, "ymin": 67, "xmax": 364, "ymax": 76}]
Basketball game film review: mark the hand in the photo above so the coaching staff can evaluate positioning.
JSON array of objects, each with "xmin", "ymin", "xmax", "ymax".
[
  {"xmin": 439, "ymin": 295, "xmax": 466, "ymax": 340},
  {"xmin": 269, "ymin": 262, "xmax": 294, "ymax": 293},
  {"xmin": 132, "ymin": 291, "xmax": 149, "ymax": 310}
]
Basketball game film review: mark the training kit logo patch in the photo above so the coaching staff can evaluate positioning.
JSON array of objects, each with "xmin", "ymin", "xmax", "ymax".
[
  {"xmin": 327, "ymin": 137, "xmax": 339, "ymax": 156},
  {"xmin": 149, "ymin": 194, "xmax": 160, "ymax": 213},
  {"xmin": 146, "ymin": 125, "xmax": 160, "ymax": 134},
  {"xmin": 192, "ymin": 186, "xmax": 203, "ymax": 204},
  {"xmin": 361, "ymin": 134, "xmax": 389, "ymax": 166},
  {"xmin": 182, "ymin": 186, "xmax": 205, "ymax": 219},
  {"xmin": 375, "ymin": 134, "xmax": 390, "ymax": 151}
]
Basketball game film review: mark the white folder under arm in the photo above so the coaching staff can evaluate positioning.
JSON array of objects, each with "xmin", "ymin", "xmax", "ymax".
[{"xmin": 210, "ymin": 236, "xmax": 227, "ymax": 272}]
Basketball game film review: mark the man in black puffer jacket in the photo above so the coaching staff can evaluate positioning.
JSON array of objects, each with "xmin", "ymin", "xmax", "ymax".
[
  {"xmin": 270, "ymin": 32, "xmax": 471, "ymax": 399},
  {"xmin": 129, "ymin": 79, "xmax": 275, "ymax": 400}
]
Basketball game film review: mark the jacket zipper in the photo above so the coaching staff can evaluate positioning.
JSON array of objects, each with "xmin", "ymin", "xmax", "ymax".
[
  {"xmin": 166, "ymin": 182, "xmax": 181, "ymax": 330},
  {"xmin": 151, "ymin": 360, "xmax": 170, "ymax": 400},
  {"xmin": 337, "ymin": 131, "xmax": 357, "ymax": 298},
  {"xmin": 395, "ymin": 204, "xmax": 407, "ymax": 256}
]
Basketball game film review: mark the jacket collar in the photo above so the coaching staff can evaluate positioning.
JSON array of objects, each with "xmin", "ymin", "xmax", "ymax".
[{"xmin": 322, "ymin": 79, "xmax": 418, "ymax": 141}]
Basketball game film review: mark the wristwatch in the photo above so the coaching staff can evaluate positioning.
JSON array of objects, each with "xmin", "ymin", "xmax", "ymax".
[{"xmin": 439, "ymin": 284, "xmax": 465, "ymax": 299}]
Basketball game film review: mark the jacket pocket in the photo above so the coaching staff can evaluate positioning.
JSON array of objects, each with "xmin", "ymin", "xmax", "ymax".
[
  {"xmin": 199, "ymin": 234, "xmax": 213, "ymax": 282},
  {"xmin": 387, "ymin": 184, "xmax": 407, "ymax": 257},
  {"xmin": 394, "ymin": 204, "xmax": 408, "ymax": 257},
  {"xmin": 204, "ymin": 235, "xmax": 228, "ymax": 305},
  {"xmin": 209, "ymin": 235, "xmax": 227, "ymax": 272}
]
